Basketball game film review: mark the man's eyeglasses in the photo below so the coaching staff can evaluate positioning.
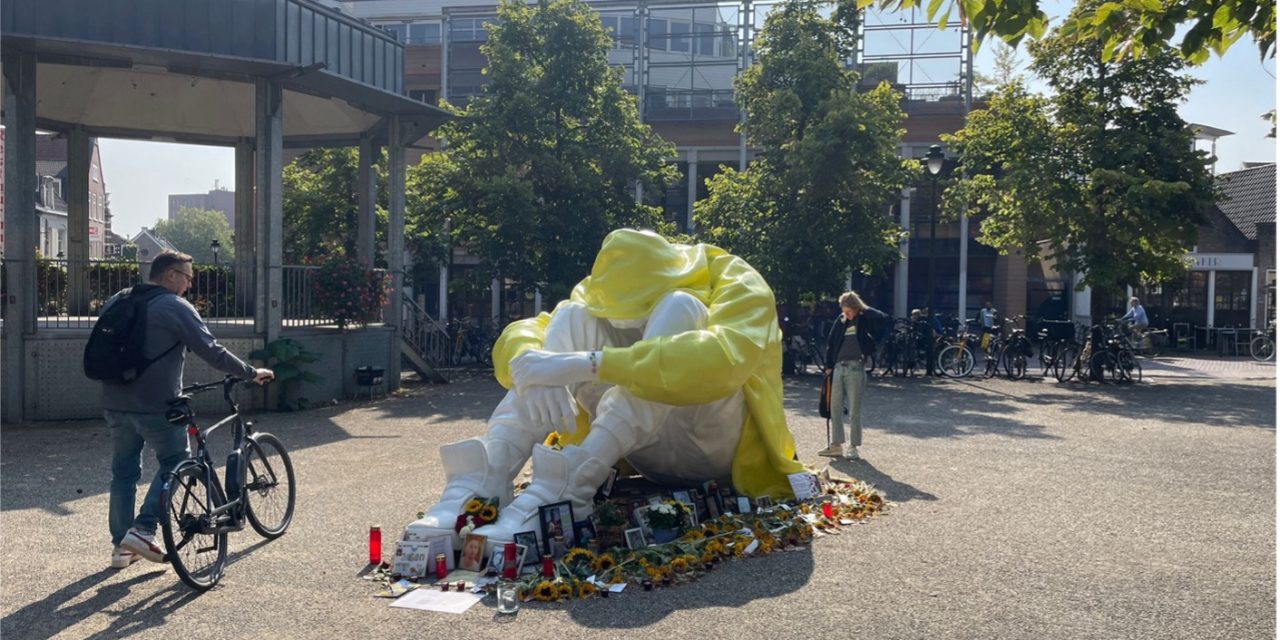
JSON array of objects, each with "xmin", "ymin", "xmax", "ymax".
[{"xmin": 171, "ymin": 269, "xmax": 194, "ymax": 283}]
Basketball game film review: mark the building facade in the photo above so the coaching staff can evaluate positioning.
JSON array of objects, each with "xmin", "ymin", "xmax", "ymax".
[{"xmin": 168, "ymin": 183, "xmax": 236, "ymax": 227}]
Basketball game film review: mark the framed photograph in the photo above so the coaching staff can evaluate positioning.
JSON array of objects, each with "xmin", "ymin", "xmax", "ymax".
[
  {"xmin": 512, "ymin": 531, "xmax": 540, "ymax": 565},
  {"xmin": 624, "ymin": 526, "xmax": 646, "ymax": 550},
  {"xmin": 703, "ymin": 494, "xmax": 721, "ymax": 520},
  {"xmin": 514, "ymin": 543, "xmax": 530, "ymax": 571},
  {"xmin": 458, "ymin": 533, "xmax": 487, "ymax": 573},
  {"xmin": 632, "ymin": 506, "xmax": 652, "ymax": 536},
  {"xmin": 755, "ymin": 495, "xmax": 774, "ymax": 510},
  {"xmin": 573, "ymin": 520, "xmax": 598, "ymax": 549},
  {"xmin": 538, "ymin": 501, "xmax": 576, "ymax": 555},
  {"xmin": 488, "ymin": 547, "xmax": 506, "ymax": 575},
  {"xmin": 672, "ymin": 489, "xmax": 692, "ymax": 505},
  {"xmin": 598, "ymin": 467, "xmax": 619, "ymax": 498},
  {"xmin": 737, "ymin": 496, "xmax": 752, "ymax": 515}
]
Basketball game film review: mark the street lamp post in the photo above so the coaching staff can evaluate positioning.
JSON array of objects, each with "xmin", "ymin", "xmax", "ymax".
[
  {"xmin": 923, "ymin": 144, "xmax": 945, "ymax": 314},
  {"xmin": 210, "ymin": 238, "xmax": 221, "ymax": 267}
]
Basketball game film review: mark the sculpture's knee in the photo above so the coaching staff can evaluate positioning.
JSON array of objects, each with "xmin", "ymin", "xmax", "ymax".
[{"xmin": 644, "ymin": 290, "xmax": 708, "ymax": 338}]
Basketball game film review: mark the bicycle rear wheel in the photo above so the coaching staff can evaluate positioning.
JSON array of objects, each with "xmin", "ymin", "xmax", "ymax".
[
  {"xmin": 245, "ymin": 433, "xmax": 297, "ymax": 539},
  {"xmin": 1054, "ymin": 346, "xmax": 1077, "ymax": 382},
  {"xmin": 1090, "ymin": 351, "xmax": 1118, "ymax": 383},
  {"xmin": 937, "ymin": 345, "xmax": 974, "ymax": 378},
  {"xmin": 1251, "ymin": 336, "xmax": 1274, "ymax": 361},
  {"xmin": 161, "ymin": 463, "xmax": 228, "ymax": 591},
  {"xmin": 1117, "ymin": 350, "xmax": 1142, "ymax": 383}
]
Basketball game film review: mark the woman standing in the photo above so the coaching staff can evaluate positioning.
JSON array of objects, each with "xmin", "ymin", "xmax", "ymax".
[{"xmin": 821, "ymin": 291, "xmax": 887, "ymax": 459}]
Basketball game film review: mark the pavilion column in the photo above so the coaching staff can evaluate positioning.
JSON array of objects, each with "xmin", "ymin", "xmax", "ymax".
[
  {"xmin": 357, "ymin": 135, "xmax": 377, "ymax": 267},
  {"xmin": 386, "ymin": 116, "xmax": 407, "ymax": 389},
  {"xmin": 3, "ymin": 52, "xmax": 37, "ymax": 423},
  {"xmin": 66, "ymin": 126, "xmax": 91, "ymax": 315},
  {"xmin": 234, "ymin": 141, "xmax": 256, "ymax": 316},
  {"xmin": 255, "ymin": 80, "xmax": 284, "ymax": 342},
  {"xmin": 894, "ymin": 188, "xmax": 911, "ymax": 318}
]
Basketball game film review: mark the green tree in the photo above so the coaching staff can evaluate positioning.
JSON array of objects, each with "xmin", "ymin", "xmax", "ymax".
[
  {"xmin": 852, "ymin": 0, "xmax": 1273, "ymax": 62},
  {"xmin": 695, "ymin": 0, "xmax": 915, "ymax": 307},
  {"xmin": 973, "ymin": 42, "xmax": 1024, "ymax": 96},
  {"xmin": 942, "ymin": 13, "xmax": 1216, "ymax": 303},
  {"xmin": 152, "ymin": 207, "xmax": 235, "ymax": 264},
  {"xmin": 282, "ymin": 148, "xmax": 388, "ymax": 264},
  {"xmin": 413, "ymin": 0, "xmax": 678, "ymax": 302}
]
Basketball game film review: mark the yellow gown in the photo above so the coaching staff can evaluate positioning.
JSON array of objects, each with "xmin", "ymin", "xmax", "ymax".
[{"xmin": 493, "ymin": 229, "xmax": 806, "ymax": 499}]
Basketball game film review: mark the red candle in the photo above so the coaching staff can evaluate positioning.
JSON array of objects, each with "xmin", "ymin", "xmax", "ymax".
[
  {"xmin": 435, "ymin": 553, "xmax": 448, "ymax": 580},
  {"xmin": 368, "ymin": 525, "xmax": 382, "ymax": 565},
  {"xmin": 822, "ymin": 502, "xmax": 834, "ymax": 519},
  {"xmin": 503, "ymin": 543, "xmax": 518, "ymax": 580},
  {"xmin": 541, "ymin": 554, "xmax": 555, "ymax": 578}
]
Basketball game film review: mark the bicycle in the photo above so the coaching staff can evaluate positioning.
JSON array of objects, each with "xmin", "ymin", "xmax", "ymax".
[
  {"xmin": 935, "ymin": 327, "xmax": 977, "ymax": 378},
  {"xmin": 160, "ymin": 376, "xmax": 297, "ymax": 591},
  {"xmin": 1036, "ymin": 320, "xmax": 1077, "ymax": 382},
  {"xmin": 980, "ymin": 326, "xmax": 1007, "ymax": 379},
  {"xmin": 1000, "ymin": 316, "xmax": 1034, "ymax": 380},
  {"xmin": 1250, "ymin": 322, "xmax": 1275, "ymax": 361}
]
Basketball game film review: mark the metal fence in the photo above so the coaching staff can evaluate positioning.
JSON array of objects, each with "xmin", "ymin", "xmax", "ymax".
[{"xmin": 1, "ymin": 259, "xmax": 386, "ymax": 331}]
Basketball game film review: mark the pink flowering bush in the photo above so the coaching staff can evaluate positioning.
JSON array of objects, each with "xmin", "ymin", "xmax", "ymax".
[{"xmin": 312, "ymin": 254, "xmax": 389, "ymax": 329}]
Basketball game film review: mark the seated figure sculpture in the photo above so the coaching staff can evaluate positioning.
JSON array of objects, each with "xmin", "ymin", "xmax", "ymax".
[{"xmin": 413, "ymin": 229, "xmax": 805, "ymax": 550}]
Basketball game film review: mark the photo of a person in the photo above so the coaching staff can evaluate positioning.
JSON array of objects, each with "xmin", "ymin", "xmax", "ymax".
[
  {"xmin": 513, "ymin": 531, "xmax": 539, "ymax": 565},
  {"xmin": 538, "ymin": 501, "xmax": 576, "ymax": 555},
  {"xmin": 488, "ymin": 547, "xmax": 505, "ymax": 575},
  {"xmin": 459, "ymin": 533, "xmax": 487, "ymax": 572},
  {"xmin": 574, "ymin": 520, "xmax": 597, "ymax": 548},
  {"xmin": 624, "ymin": 527, "xmax": 646, "ymax": 550}
]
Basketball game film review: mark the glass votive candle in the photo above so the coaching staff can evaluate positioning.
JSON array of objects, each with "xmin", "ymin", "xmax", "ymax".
[{"xmin": 497, "ymin": 583, "xmax": 520, "ymax": 614}]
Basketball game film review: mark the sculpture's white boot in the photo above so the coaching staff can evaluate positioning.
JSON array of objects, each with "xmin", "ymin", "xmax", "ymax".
[
  {"xmin": 410, "ymin": 439, "xmax": 517, "ymax": 545},
  {"xmin": 473, "ymin": 444, "xmax": 609, "ymax": 551}
]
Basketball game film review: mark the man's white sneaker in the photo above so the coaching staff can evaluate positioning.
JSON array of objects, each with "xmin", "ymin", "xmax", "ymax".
[
  {"xmin": 818, "ymin": 444, "xmax": 843, "ymax": 458},
  {"xmin": 111, "ymin": 546, "xmax": 141, "ymax": 569},
  {"xmin": 120, "ymin": 527, "xmax": 166, "ymax": 563},
  {"xmin": 843, "ymin": 445, "xmax": 860, "ymax": 460}
]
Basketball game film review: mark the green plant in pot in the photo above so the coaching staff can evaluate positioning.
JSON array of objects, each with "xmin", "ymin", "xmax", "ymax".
[
  {"xmin": 594, "ymin": 501, "xmax": 628, "ymax": 548},
  {"xmin": 643, "ymin": 501, "xmax": 691, "ymax": 544},
  {"xmin": 250, "ymin": 338, "xmax": 323, "ymax": 411}
]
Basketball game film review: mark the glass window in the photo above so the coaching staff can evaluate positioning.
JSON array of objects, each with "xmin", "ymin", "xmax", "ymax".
[
  {"xmin": 619, "ymin": 17, "xmax": 637, "ymax": 46},
  {"xmin": 669, "ymin": 21, "xmax": 689, "ymax": 52},
  {"xmin": 409, "ymin": 89, "xmax": 438, "ymax": 104},
  {"xmin": 647, "ymin": 18, "xmax": 667, "ymax": 51},
  {"xmin": 450, "ymin": 18, "xmax": 489, "ymax": 42},
  {"xmin": 410, "ymin": 23, "xmax": 441, "ymax": 44},
  {"xmin": 695, "ymin": 23, "xmax": 715, "ymax": 56}
]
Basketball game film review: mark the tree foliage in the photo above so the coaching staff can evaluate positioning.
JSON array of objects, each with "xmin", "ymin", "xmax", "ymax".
[
  {"xmin": 942, "ymin": 14, "xmax": 1216, "ymax": 297},
  {"xmin": 694, "ymin": 0, "xmax": 915, "ymax": 305},
  {"xmin": 409, "ymin": 0, "xmax": 678, "ymax": 301},
  {"xmin": 852, "ymin": 0, "xmax": 1274, "ymax": 62},
  {"xmin": 282, "ymin": 148, "xmax": 388, "ymax": 264},
  {"xmin": 152, "ymin": 207, "xmax": 235, "ymax": 264}
]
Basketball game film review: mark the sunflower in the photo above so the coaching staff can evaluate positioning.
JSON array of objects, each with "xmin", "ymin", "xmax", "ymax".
[
  {"xmin": 533, "ymin": 581, "xmax": 558, "ymax": 602},
  {"xmin": 557, "ymin": 582, "xmax": 573, "ymax": 599},
  {"xmin": 590, "ymin": 553, "xmax": 616, "ymax": 573},
  {"xmin": 680, "ymin": 530, "xmax": 705, "ymax": 542},
  {"xmin": 699, "ymin": 553, "xmax": 714, "ymax": 564},
  {"xmin": 645, "ymin": 566, "xmax": 662, "ymax": 580},
  {"xmin": 563, "ymin": 548, "xmax": 596, "ymax": 567},
  {"xmin": 543, "ymin": 432, "xmax": 562, "ymax": 449},
  {"xmin": 868, "ymin": 493, "xmax": 884, "ymax": 506},
  {"xmin": 578, "ymin": 582, "xmax": 598, "ymax": 599},
  {"xmin": 670, "ymin": 557, "xmax": 689, "ymax": 573},
  {"xmin": 702, "ymin": 523, "xmax": 720, "ymax": 535},
  {"xmin": 705, "ymin": 539, "xmax": 725, "ymax": 556},
  {"xmin": 479, "ymin": 504, "xmax": 499, "ymax": 522},
  {"xmin": 463, "ymin": 498, "xmax": 484, "ymax": 515}
]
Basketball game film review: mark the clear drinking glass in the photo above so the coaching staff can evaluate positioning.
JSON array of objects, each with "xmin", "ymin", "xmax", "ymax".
[{"xmin": 497, "ymin": 583, "xmax": 520, "ymax": 614}]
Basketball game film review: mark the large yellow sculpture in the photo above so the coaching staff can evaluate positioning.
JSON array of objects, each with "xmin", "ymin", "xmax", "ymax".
[{"xmin": 411, "ymin": 229, "xmax": 805, "ymax": 550}]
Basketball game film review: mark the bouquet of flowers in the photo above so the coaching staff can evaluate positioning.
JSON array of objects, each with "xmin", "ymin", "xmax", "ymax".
[
  {"xmin": 643, "ymin": 501, "xmax": 690, "ymax": 531},
  {"xmin": 455, "ymin": 497, "xmax": 500, "ymax": 536}
]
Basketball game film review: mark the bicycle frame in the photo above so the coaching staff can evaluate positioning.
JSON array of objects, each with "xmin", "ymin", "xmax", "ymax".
[{"xmin": 172, "ymin": 378, "xmax": 264, "ymax": 536}]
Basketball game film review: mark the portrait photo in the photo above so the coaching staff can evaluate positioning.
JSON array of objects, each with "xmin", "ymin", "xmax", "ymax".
[
  {"xmin": 737, "ymin": 496, "xmax": 753, "ymax": 515},
  {"xmin": 624, "ymin": 526, "xmax": 646, "ymax": 550},
  {"xmin": 538, "ymin": 501, "xmax": 576, "ymax": 555},
  {"xmin": 459, "ymin": 533, "xmax": 487, "ymax": 573},
  {"xmin": 573, "ymin": 519, "xmax": 598, "ymax": 548},
  {"xmin": 488, "ymin": 547, "xmax": 505, "ymax": 575},
  {"xmin": 512, "ymin": 531, "xmax": 539, "ymax": 565}
]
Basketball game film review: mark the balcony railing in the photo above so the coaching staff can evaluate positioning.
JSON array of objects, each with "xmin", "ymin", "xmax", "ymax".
[{"xmin": 0, "ymin": 259, "xmax": 384, "ymax": 331}]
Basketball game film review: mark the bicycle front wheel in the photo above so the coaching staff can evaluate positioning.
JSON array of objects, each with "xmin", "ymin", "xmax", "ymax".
[
  {"xmin": 1090, "ymin": 351, "xmax": 1118, "ymax": 383},
  {"xmin": 1117, "ymin": 350, "xmax": 1142, "ymax": 383},
  {"xmin": 161, "ymin": 463, "xmax": 228, "ymax": 591},
  {"xmin": 245, "ymin": 433, "xmax": 297, "ymax": 539},
  {"xmin": 937, "ymin": 345, "xmax": 974, "ymax": 378},
  {"xmin": 1251, "ymin": 336, "xmax": 1275, "ymax": 361},
  {"xmin": 1054, "ymin": 346, "xmax": 1078, "ymax": 383}
]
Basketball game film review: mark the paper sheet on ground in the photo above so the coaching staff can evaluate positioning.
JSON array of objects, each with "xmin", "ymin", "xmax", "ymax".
[{"xmin": 390, "ymin": 588, "xmax": 484, "ymax": 614}]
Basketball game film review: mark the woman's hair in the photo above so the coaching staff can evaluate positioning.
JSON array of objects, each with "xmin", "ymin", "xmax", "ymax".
[
  {"xmin": 1129, "ymin": 297, "xmax": 1140, "ymax": 305},
  {"xmin": 838, "ymin": 291, "xmax": 866, "ymax": 311}
]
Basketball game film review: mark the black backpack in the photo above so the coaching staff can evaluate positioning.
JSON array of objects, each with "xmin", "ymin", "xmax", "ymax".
[{"xmin": 83, "ymin": 284, "xmax": 180, "ymax": 383}]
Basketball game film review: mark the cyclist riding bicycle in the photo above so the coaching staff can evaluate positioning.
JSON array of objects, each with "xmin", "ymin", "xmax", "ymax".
[{"xmin": 1119, "ymin": 296, "xmax": 1149, "ymax": 341}]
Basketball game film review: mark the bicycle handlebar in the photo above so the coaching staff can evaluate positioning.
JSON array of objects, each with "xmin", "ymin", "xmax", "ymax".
[{"xmin": 181, "ymin": 375, "xmax": 261, "ymax": 395}]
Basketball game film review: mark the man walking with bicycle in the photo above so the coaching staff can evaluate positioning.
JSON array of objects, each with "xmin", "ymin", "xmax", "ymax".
[{"xmin": 92, "ymin": 251, "xmax": 273, "ymax": 569}]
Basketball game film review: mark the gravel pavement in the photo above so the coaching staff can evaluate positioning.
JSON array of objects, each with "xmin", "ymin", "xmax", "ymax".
[{"xmin": 1, "ymin": 362, "xmax": 1274, "ymax": 640}]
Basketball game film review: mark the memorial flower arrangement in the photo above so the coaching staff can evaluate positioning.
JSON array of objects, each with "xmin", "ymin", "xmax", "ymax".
[
  {"xmin": 643, "ymin": 501, "xmax": 690, "ymax": 531},
  {"xmin": 455, "ymin": 496, "xmax": 500, "ymax": 536}
]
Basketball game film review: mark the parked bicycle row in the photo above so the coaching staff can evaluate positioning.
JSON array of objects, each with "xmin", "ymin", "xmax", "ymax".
[{"xmin": 782, "ymin": 313, "xmax": 1251, "ymax": 384}]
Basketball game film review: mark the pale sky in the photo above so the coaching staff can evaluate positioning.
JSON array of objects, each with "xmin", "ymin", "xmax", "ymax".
[{"xmin": 100, "ymin": 21, "xmax": 1277, "ymax": 239}]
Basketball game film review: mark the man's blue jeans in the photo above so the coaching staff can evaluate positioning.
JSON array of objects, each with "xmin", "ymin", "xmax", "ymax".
[{"xmin": 105, "ymin": 411, "xmax": 189, "ymax": 545}]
